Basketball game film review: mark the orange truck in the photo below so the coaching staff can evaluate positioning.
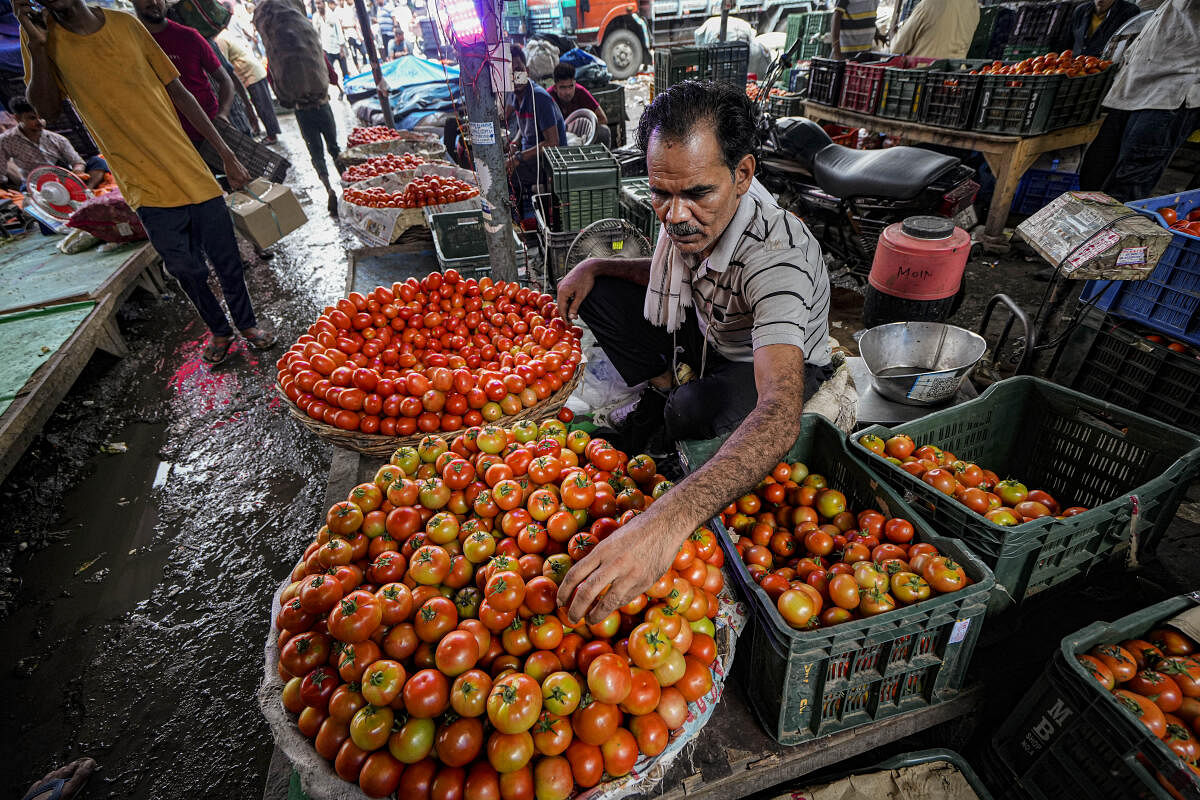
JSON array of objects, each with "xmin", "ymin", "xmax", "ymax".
[{"xmin": 522, "ymin": 0, "xmax": 815, "ymax": 78}]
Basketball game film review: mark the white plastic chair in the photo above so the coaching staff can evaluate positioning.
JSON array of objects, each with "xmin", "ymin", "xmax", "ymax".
[{"xmin": 564, "ymin": 108, "xmax": 598, "ymax": 147}]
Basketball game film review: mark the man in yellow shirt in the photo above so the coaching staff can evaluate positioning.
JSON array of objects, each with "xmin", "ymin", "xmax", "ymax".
[
  {"xmin": 890, "ymin": 0, "xmax": 979, "ymax": 59},
  {"xmin": 16, "ymin": 0, "xmax": 276, "ymax": 365}
]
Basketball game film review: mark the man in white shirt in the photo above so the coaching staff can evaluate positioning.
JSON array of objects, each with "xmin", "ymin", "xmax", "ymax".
[
  {"xmin": 1083, "ymin": 0, "xmax": 1199, "ymax": 200},
  {"xmin": 338, "ymin": 0, "xmax": 365, "ymax": 68},
  {"xmin": 313, "ymin": 0, "xmax": 349, "ymax": 83}
]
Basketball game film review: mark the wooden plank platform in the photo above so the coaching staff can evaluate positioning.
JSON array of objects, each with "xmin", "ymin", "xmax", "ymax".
[
  {"xmin": 0, "ymin": 238, "xmax": 162, "ymax": 482},
  {"xmin": 0, "ymin": 237, "xmax": 161, "ymax": 314}
]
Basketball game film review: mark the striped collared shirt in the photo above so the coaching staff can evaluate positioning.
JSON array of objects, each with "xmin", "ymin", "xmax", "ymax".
[
  {"xmin": 0, "ymin": 126, "xmax": 82, "ymax": 175},
  {"xmin": 665, "ymin": 179, "xmax": 832, "ymax": 367},
  {"xmin": 834, "ymin": 0, "xmax": 878, "ymax": 53}
]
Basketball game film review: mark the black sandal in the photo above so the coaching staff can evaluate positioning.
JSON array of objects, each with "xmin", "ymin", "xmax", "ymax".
[
  {"xmin": 202, "ymin": 337, "xmax": 234, "ymax": 365},
  {"xmin": 243, "ymin": 329, "xmax": 277, "ymax": 350}
]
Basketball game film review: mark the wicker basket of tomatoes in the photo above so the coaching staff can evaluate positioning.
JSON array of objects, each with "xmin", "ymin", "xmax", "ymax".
[
  {"xmin": 678, "ymin": 414, "xmax": 995, "ymax": 746},
  {"xmin": 259, "ymin": 425, "xmax": 748, "ymax": 800},
  {"xmin": 986, "ymin": 594, "xmax": 1200, "ymax": 800},
  {"xmin": 275, "ymin": 273, "xmax": 586, "ymax": 457},
  {"xmin": 340, "ymin": 164, "xmax": 482, "ymax": 246},
  {"xmin": 852, "ymin": 377, "xmax": 1200, "ymax": 617}
]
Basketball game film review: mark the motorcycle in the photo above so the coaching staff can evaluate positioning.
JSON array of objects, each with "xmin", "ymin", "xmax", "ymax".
[{"xmin": 753, "ymin": 45, "xmax": 980, "ymax": 284}]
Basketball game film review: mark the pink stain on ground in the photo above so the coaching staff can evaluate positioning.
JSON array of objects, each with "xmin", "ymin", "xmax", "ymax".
[{"xmin": 168, "ymin": 337, "xmax": 246, "ymax": 414}]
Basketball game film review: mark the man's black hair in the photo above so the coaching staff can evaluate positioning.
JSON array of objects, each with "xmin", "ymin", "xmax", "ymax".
[
  {"xmin": 510, "ymin": 43, "xmax": 526, "ymax": 67},
  {"xmin": 636, "ymin": 79, "xmax": 761, "ymax": 176},
  {"xmin": 8, "ymin": 95, "xmax": 35, "ymax": 116},
  {"xmin": 552, "ymin": 62, "xmax": 575, "ymax": 82}
]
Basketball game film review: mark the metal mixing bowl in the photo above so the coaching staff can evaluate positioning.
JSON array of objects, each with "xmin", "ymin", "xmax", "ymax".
[{"xmin": 859, "ymin": 322, "xmax": 988, "ymax": 406}]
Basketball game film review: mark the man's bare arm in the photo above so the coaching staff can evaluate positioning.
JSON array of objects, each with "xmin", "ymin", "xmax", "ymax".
[
  {"xmin": 211, "ymin": 62, "xmax": 236, "ymax": 120},
  {"xmin": 14, "ymin": 0, "xmax": 62, "ymax": 122},
  {"xmin": 558, "ymin": 343, "xmax": 809, "ymax": 622},
  {"xmin": 165, "ymin": 78, "xmax": 251, "ymax": 188},
  {"xmin": 554, "ymin": 257, "xmax": 652, "ymax": 322}
]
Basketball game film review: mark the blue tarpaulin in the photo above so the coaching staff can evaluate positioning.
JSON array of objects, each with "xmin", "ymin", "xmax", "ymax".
[
  {"xmin": 343, "ymin": 54, "xmax": 459, "ymax": 97},
  {"xmin": 1, "ymin": 0, "xmax": 21, "ymax": 76},
  {"xmin": 360, "ymin": 80, "xmax": 462, "ymax": 130}
]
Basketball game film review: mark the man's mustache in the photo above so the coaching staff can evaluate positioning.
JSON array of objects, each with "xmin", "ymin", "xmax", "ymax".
[{"xmin": 667, "ymin": 222, "xmax": 701, "ymax": 237}]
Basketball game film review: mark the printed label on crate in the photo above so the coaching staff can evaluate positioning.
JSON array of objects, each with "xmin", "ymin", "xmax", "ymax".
[
  {"xmin": 1068, "ymin": 229, "xmax": 1120, "ymax": 268},
  {"xmin": 1116, "ymin": 246, "xmax": 1147, "ymax": 266},
  {"xmin": 469, "ymin": 121, "xmax": 496, "ymax": 145},
  {"xmin": 948, "ymin": 618, "xmax": 972, "ymax": 644}
]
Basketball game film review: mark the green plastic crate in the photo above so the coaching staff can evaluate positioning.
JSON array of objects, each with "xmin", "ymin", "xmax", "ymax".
[
  {"xmin": 973, "ymin": 71, "xmax": 1065, "ymax": 135},
  {"xmin": 967, "ymin": 5, "xmax": 1003, "ymax": 59},
  {"xmin": 653, "ymin": 42, "xmax": 750, "ymax": 93},
  {"xmin": 654, "ymin": 47, "xmax": 704, "ymax": 92},
  {"xmin": 542, "ymin": 145, "xmax": 619, "ymax": 196},
  {"xmin": 619, "ymin": 177, "xmax": 659, "ymax": 242},
  {"xmin": 851, "ymin": 377, "xmax": 1200, "ymax": 616},
  {"xmin": 987, "ymin": 595, "xmax": 1200, "ymax": 800},
  {"xmin": 430, "ymin": 210, "xmax": 527, "ymax": 279},
  {"xmin": 1001, "ymin": 43, "xmax": 1046, "ymax": 62},
  {"xmin": 785, "ymin": 10, "xmax": 833, "ymax": 54},
  {"xmin": 1046, "ymin": 67, "xmax": 1116, "ymax": 130},
  {"xmin": 678, "ymin": 415, "xmax": 994, "ymax": 746},
  {"xmin": 558, "ymin": 186, "xmax": 619, "ymax": 231}
]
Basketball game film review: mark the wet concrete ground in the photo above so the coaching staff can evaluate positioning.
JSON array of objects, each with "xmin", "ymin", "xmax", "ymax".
[{"xmin": 0, "ymin": 101, "xmax": 1197, "ymax": 799}]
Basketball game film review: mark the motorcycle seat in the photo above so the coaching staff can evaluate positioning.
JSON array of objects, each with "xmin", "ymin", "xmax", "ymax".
[{"xmin": 811, "ymin": 145, "xmax": 961, "ymax": 201}]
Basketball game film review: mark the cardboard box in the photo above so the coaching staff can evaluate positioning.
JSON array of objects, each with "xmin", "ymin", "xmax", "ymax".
[
  {"xmin": 1016, "ymin": 191, "xmax": 1175, "ymax": 280},
  {"xmin": 226, "ymin": 179, "xmax": 307, "ymax": 249}
]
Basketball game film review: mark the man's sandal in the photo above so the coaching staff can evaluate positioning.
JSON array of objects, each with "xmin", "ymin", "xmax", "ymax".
[
  {"xmin": 202, "ymin": 337, "xmax": 234, "ymax": 365},
  {"xmin": 244, "ymin": 330, "xmax": 277, "ymax": 351}
]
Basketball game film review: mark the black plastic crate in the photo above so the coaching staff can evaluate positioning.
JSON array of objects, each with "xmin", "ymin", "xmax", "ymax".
[
  {"xmin": 973, "ymin": 71, "xmax": 1065, "ymax": 136},
  {"xmin": 654, "ymin": 47, "xmax": 704, "ymax": 92},
  {"xmin": 590, "ymin": 83, "xmax": 626, "ymax": 124},
  {"xmin": 877, "ymin": 63, "xmax": 931, "ymax": 121},
  {"xmin": 968, "ymin": 6, "xmax": 1004, "ymax": 59},
  {"xmin": 1046, "ymin": 68, "xmax": 1116, "ymax": 130},
  {"xmin": 704, "ymin": 41, "xmax": 751, "ymax": 84},
  {"xmin": 1010, "ymin": 2, "xmax": 1073, "ymax": 46},
  {"xmin": 919, "ymin": 60, "xmax": 987, "ymax": 129},
  {"xmin": 1069, "ymin": 315, "xmax": 1200, "ymax": 435},
  {"xmin": 1002, "ymin": 43, "xmax": 1047, "ymax": 62},
  {"xmin": 766, "ymin": 91, "xmax": 805, "ymax": 117},
  {"xmin": 988, "ymin": 596, "xmax": 1200, "ymax": 800},
  {"xmin": 806, "ymin": 57, "xmax": 845, "ymax": 105},
  {"xmin": 619, "ymin": 177, "xmax": 659, "ymax": 241},
  {"xmin": 201, "ymin": 118, "xmax": 290, "ymax": 182}
]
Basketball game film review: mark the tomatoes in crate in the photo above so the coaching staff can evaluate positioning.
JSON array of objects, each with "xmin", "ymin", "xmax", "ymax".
[
  {"xmin": 722, "ymin": 461, "xmax": 971, "ymax": 631},
  {"xmin": 1080, "ymin": 625, "xmax": 1200, "ymax": 770},
  {"xmin": 972, "ymin": 50, "xmax": 1113, "ymax": 77},
  {"xmin": 343, "ymin": 175, "xmax": 479, "ymax": 210},
  {"xmin": 856, "ymin": 433, "xmax": 1089, "ymax": 525},
  {"xmin": 275, "ymin": 274, "xmax": 583, "ymax": 436},
  {"xmin": 273, "ymin": 427, "xmax": 726, "ymax": 796}
]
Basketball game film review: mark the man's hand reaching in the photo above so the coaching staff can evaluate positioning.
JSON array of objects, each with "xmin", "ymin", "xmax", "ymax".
[
  {"xmin": 555, "ymin": 259, "xmax": 597, "ymax": 324},
  {"xmin": 556, "ymin": 503, "xmax": 683, "ymax": 624}
]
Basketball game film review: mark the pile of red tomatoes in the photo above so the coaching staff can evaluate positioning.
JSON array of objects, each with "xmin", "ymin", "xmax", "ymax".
[
  {"xmin": 343, "ymin": 176, "xmax": 479, "ymax": 210},
  {"xmin": 273, "ymin": 423, "xmax": 724, "ymax": 799},
  {"xmin": 342, "ymin": 153, "xmax": 426, "ymax": 184},
  {"xmin": 349, "ymin": 126, "xmax": 405, "ymax": 146},
  {"xmin": 276, "ymin": 273, "xmax": 583, "ymax": 437},
  {"xmin": 1079, "ymin": 628, "xmax": 1200, "ymax": 776},
  {"xmin": 856, "ymin": 434, "xmax": 1088, "ymax": 526},
  {"xmin": 724, "ymin": 460, "xmax": 971, "ymax": 631}
]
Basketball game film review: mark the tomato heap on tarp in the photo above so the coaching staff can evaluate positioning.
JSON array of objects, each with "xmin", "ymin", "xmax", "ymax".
[
  {"xmin": 343, "ymin": 175, "xmax": 479, "ymax": 210},
  {"xmin": 1079, "ymin": 629, "xmax": 1200, "ymax": 774},
  {"xmin": 857, "ymin": 434, "xmax": 1088, "ymax": 526},
  {"xmin": 342, "ymin": 154, "xmax": 427, "ymax": 184},
  {"xmin": 725, "ymin": 460, "xmax": 971, "ymax": 630},
  {"xmin": 274, "ymin": 423, "xmax": 725, "ymax": 799},
  {"xmin": 276, "ymin": 274, "xmax": 583, "ymax": 438},
  {"xmin": 348, "ymin": 126, "xmax": 405, "ymax": 147}
]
